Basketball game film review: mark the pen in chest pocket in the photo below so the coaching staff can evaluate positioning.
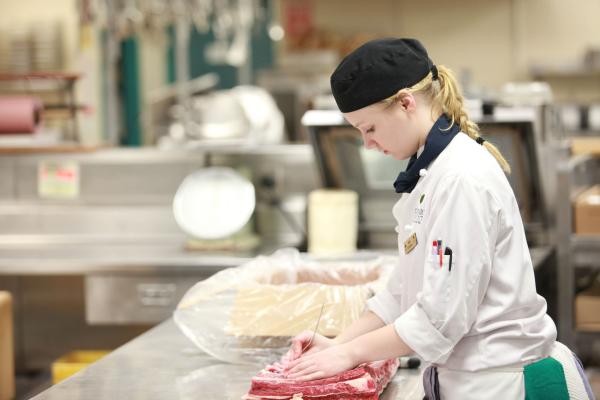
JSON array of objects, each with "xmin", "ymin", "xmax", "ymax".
[{"xmin": 444, "ymin": 247, "xmax": 453, "ymax": 271}]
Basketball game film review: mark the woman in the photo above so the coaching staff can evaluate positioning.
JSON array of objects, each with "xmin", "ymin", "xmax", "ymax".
[{"xmin": 284, "ymin": 38, "xmax": 594, "ymax": 399}]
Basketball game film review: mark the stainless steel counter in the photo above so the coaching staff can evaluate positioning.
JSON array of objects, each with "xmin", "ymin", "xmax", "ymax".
[
  {"xmin": 0, "ymin": 239, "xmax": 293, "ymax": 371},
  {"xmin": 0, "ymin": 239, "xmax": 551, "ymax": 372},
  {"xmin": 0, "ymin": 242, "xmax": 552, "ymax": 275},
  {"xmin": 31, "ymin": 319, "xmax": 424, "ymax": 400},
  {"xmin": 0, "ymin": 241, "xmax": 276, "ymax": 275}
]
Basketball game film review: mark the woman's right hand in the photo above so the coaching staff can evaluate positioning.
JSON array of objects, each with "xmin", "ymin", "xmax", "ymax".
[{"xmin": 284, "ymin": 330, "xmax": 337, "ymax": 362}]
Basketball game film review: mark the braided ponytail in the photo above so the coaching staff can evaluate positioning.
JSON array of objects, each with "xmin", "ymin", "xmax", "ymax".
[
  {"xmin": 383, "ymin": 66, "xmax": 511, "ymax": 174},
  {"xmin": 434, "ymin": 65, "xmax": 511, "ymax": 174}
]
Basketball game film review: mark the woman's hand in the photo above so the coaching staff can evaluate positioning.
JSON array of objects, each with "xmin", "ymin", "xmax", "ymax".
[
  {"xmin": 284, "ymin": 344, "xmax": 357, "ymax": 381},
  {"xmin": 284, "ymin": 330, "xmax": 337, "ymax": 362},
  {"xmin": 283, "ymin": 325, "xmax": 412, "ymax": 382}
]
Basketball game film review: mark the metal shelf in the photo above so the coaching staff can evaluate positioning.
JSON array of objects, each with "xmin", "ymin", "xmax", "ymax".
[
  {"xmin": 576, "ymin": 331, "xmax": 600, "ymax": 342},
  {"xmin": 571, "ymin": 235, "xmax": 600, "ymax": 249},
  {"xmin": 556, "ymin": 154, "xmax": 600, "ymax": 349},
  {"xmin": 531, "ymin": 66, "xmax": 600, "ymax": 80},
  {"xmin": 571, "ymin": 236, "xmax": 600, "ymax": 267},
  {"xmin": 0, "ymin": 72, "xmax": 82, "ymax": 141},
  {"xmin": 301, "ymin": 107, "xmax": 541, "ymax": 127}
]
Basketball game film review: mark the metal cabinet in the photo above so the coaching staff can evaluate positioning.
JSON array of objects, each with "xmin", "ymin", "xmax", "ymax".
[{"xmin": 85, "ymin": 272, "xmax": 213, "ymax": 325}]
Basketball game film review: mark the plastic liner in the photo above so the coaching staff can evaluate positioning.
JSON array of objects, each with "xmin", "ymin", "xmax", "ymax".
[{"xmin": 174, "ymin": 248, "xmax": 396, "ymax": 365}]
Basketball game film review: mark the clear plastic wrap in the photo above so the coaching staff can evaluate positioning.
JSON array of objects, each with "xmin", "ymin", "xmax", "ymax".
[{"xmin": 174, "ymin": 248, "xmax": 396, "ymax": 365}]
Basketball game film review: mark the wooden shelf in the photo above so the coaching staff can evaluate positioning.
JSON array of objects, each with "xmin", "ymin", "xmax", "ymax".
[
  {"xmin": 0, "ymin": 72, "xmax": 81, "ymax": 81},
  {"xmin": 0, "ymin": 71, "xmax": 82, "ymax": 142}
]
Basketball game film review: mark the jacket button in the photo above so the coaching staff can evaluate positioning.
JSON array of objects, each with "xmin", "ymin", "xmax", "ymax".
[{"xmin": 419, "ymin": 168, "xmax": 428, "ymax": 177}]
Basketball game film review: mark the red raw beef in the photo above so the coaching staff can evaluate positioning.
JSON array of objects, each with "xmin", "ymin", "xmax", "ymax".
[{"xmin": 243, "ymin": 358, "xmax": 399, "ymax": 399}]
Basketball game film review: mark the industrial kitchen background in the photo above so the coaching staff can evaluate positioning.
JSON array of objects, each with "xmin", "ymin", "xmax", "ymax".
[{"xmin": 0, "ymin": 0, "xmax": 599, "ymax": 399}]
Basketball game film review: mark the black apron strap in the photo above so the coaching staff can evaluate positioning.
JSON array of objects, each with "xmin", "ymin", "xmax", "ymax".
[{"xmin": 423, "ymin": 365, "xmax": 441, "ymax": 400}]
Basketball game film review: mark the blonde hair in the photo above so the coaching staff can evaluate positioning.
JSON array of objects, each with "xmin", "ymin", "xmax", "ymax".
[{"xmin": 382, "ymin": 65, "xmax": 511, "ymax": 174}]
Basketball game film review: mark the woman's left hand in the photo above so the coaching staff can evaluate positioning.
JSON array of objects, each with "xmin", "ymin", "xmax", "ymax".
[{"xmin": 284, "ymin": 344, "xmax": 357, "ymax": 381}]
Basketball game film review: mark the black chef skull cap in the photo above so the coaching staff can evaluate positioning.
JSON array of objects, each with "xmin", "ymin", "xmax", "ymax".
[{"xmin": 330, "ymin": 38, "xmax": 436, "ymax": 113}]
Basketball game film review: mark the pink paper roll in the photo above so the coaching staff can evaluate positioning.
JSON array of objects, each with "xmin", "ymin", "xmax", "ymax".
[{"xmin": 0, "ymin": 96, "xmax": 44, "ymax": 134}]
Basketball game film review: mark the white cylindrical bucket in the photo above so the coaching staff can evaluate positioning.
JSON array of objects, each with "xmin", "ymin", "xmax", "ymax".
[{"xmin": 308, "ymin": 189, "xmax": 359, "ymax": 255}]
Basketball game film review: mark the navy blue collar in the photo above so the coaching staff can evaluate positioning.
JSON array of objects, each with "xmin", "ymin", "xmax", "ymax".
[{"xmin": 393, "ymin": 114, "xmax": 460, "ymax": 193}]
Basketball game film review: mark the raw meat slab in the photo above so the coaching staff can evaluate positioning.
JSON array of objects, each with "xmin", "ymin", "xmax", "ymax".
[{"xmin": 243, "ymin": 358, "xmax": 399, "ymax": 400}]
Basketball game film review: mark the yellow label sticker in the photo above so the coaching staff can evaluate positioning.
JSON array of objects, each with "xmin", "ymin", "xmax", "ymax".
[{"xmin": 404, "ymin": 232, "xmax": 418, "ymax": 254}]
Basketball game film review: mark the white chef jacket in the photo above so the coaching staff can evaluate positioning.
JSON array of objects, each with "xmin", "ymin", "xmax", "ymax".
[{"xmin": 367, "ymin": 132, "xmax": 557, "ymax": 372}]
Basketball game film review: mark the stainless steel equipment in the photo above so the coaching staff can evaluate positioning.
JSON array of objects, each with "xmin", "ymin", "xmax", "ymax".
[
  {"xmin": 302, "ymin": 105, "xmax": 560, "ymax": 254},
  {"xmin": 0, "ymin": 144, "xmax": 318, "ymax": 372},
  {"xmin": 257, "ymin": 51, "xmax": 337, "ymax": 142}
]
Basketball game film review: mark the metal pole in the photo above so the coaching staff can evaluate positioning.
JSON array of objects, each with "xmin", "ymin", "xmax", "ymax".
[
  {"xmin": 173, "ymin": 0, "xmax": 191, "ymax": 109},
  {"xmin": 103, "ymin": 0, "xmax": 121, "ymax": 146}
]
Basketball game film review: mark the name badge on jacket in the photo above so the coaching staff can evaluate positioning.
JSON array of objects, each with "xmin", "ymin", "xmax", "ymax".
[{"xmin": 404, "ymin": 232, "xmax": 418, "ymax": 254}]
